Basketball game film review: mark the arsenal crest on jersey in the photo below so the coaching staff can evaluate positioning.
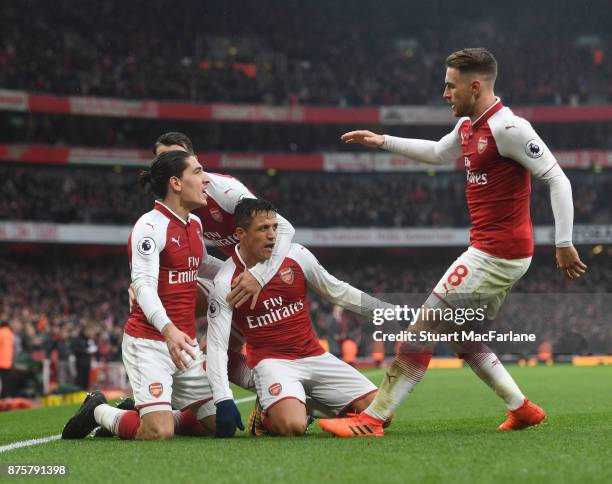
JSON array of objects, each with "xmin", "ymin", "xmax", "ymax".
[
  {"xmin": 477, "ymin": 136, "xmax": 488, "ymax": 154},
  {"xmin": 209, "ymin": 208, "xmax": 223, "ymax": 222},
  {"xmin": 149, "ymin": 382, "xmax": 163, "ymax": 398},
  {"xmin": 279, "ymin": 267, "xmax": 294, "ymax": 285}
]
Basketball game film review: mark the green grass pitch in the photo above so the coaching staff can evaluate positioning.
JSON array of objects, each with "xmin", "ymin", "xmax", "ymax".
[{"xmin": 1, "ymin": 365, "xmax": 611, "ymax": 483}]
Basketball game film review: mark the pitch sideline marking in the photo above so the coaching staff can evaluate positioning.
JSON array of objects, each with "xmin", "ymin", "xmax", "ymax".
[
  {"xmin": 0, "ymin": 395, "xmax": 257, "ymax": 454},
  {"xmin": 0, "ymin": 369, "xmax": 386, "ymax": 453}
]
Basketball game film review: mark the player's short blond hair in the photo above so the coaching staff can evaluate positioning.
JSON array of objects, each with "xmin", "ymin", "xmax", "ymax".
[{"xmin": 446, "ymin": 48, "xmax": 497, "ymax": 82}]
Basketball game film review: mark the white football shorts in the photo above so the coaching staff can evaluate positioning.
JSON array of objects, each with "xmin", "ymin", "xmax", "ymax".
[
  {"xmin": 122, "ymin": 333, "xmax": 215, "ymax": 419},
  {"xmin": 425, "ymin": 246, "xmax": 531, "ymax": 320},
  {"xmin": 254, "ymin": 352, "xmax": 377, "ymax": 415}
]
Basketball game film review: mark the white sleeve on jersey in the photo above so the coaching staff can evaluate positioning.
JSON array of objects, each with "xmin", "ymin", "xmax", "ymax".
[
  {"xmin": 130, "ymin": 215, "xmax": 172, "ymax": 333},
  {"xmin": 205, "ymin": 270, "xmax": 235, "ymax": 404},
  {"xmin": 381, "ymin": 118, "xmax": 465, "ymax": 165},
  {"xmin": 208, "ymin": 174, "xmax": 256, "ymax": 213},
  {"xmin": 248, "ymin": 212, "xmax": 296, "ymax": 287},
  {"xmin": 290, "ymin": 244, "xmax": 394, "ymax": 316},
  {"xmin": 198, "ymin": 253, "xmax": 225, "ymax": 280},
  {"xmin": 492, "ymin": 116, "xmax": 574, "ymax": 247}
]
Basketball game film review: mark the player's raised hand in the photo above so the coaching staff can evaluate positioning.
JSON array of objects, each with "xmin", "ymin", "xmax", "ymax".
[
  {"xmin": 556, "ymin": 246, "xmax": 587, "ymax": 280},
  {"xmin": 161, "ymin": 323, "xmax": 197, "ymax": 370},
  {"xmin": 341, "ymin": 130, "xmax": 385, "ymax": 148},
  {"xmin": 228, "ymin": 270, "xmax": 262, "ymax": 310}
]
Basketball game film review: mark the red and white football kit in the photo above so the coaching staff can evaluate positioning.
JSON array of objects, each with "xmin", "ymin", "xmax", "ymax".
[
  {"xmin": 192, "ymin": 173, "xmax": 295, "ymax": 296},
  {"xmin": 382, "ymin": 98, "xmax": 574, "ymax": 317},
  {"xmin": 124, "ymin": 201, "xmax": 223, "ymax": 418},
  {"xmin": 206, "ymin": 244, "xmax": 380, "ymax": 414}
]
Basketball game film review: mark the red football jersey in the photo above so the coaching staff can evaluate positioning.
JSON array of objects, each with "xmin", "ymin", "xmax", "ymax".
[
  {"xmin": 126, "ymin": 201, "xmax": 204, "ymax": 341},
  {"xmin": 456, "ymin": 100, "xmax": 557, "ymax": 259},
  {"xmin": 206, "ymin": 244, "xmax": 371, "ymax": 403}
]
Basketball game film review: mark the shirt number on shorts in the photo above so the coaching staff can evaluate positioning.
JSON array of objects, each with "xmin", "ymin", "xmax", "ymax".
[{"xmin": 443, "ymin": 264, "xmax": 469, "ymax": 292}]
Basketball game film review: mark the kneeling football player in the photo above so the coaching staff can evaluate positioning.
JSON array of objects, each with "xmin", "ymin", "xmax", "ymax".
[
  {"xmin": 206, "ymin": 198, "xmax": 391, "ymax": 437},
  {"xmin": 62, "ymin": 150, "xmax": 228, "ymax": 440}
]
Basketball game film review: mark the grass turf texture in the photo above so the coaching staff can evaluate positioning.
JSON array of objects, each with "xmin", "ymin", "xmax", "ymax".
[{"xmin": 1, "ymin": 365, "xmax": 611, "ymax": 484}]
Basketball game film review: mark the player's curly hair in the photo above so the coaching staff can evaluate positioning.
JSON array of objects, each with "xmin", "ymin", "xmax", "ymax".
[
  {"xmin": 446, "ymin": 48, "xmax": 497, "ymax": 82},
  {"xmin": 139, "ymin": 150, "xmax": 192, "ymax": 199},
  {"xmin": 153, "ymin": 132, "xmax": 194, "ymax": 155},
  {"xmin": 235, "ymin": 198, "xmax": 277, "ymax": 229}
]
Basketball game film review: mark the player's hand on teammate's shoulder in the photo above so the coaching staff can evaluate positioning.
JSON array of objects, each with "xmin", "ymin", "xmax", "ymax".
[
  {"xmin": 215, "ymin": 399, "xmax": 244, "ymax": 438},
  {"xmin": 228, "ymin": 271, "xmax": 262, "ymax": 310},
  {"xmin": 341, "ymin": 130, "xmax": 385, "ymax": 148},
  {"xmin": 161, "ymin": 323, "xmax": 197, "ymax": 370},
  {"xmin": 556, "ymin": 246, "xmax": 587, "ymax": 280}
]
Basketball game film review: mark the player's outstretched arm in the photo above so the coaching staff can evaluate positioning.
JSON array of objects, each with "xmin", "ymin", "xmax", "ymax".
[
  {"xmin": 341, "ymin": 124, "xmax": 463, "ymax": 165},
  {"xmin": 341, "ymin": 130, "xmax": 385, "ymax": 148},
  {"xmin": 291, "ymin": 244, "xmax": 394, "ymax": 316}
]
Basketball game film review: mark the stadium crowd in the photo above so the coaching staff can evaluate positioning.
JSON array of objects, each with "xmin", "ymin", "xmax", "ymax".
[
  {"xmin": 1, "ymin": 0, "xmax": 609, "ymax": 106},
  {"xmin": 1, "ymin": 247, "xmax": 610, "ymax": 396},
  {"xmin": 3, "ymin": 114, "xmax": 611, "ymax": 152},
  {"xmin": 2, "ymin": 165, "xmax": 610, "ymax": 227}
]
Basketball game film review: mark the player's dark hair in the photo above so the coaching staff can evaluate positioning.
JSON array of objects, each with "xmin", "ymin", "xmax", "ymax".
[
  {"xmin": 235, "ymin": 198, "xmax": 277, "ymax": 229},
  {"xmin": 139, "ymin": 150, "xmax": 191, "ymax": 199},
  {"xmin": 153, "ymin": 132, "xmax": 194, "ymax": 155},
  {"xmin": 446, "ymin": 48, "xmax": 497, "ymax": 82}
]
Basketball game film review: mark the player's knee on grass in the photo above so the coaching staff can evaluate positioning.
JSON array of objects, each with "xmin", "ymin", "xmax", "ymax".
[
  {"xmin": 267, "ymin": 399, "xmax": 307, "ymax": 437},
  {"xmin": 199, "ymin": 415, "xmax": 216, "ymax": 436},
  {"xmin": 137, "ymin": 411, "xmax": 175, "ymax": 440}
]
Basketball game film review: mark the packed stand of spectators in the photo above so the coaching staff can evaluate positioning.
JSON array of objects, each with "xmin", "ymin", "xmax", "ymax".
[
  {"xmin": 1, "ymin": 0, "xmax": 609, "ymax": 106},
  {"xmin": 0, "ymin": 254, "xmax": 128, "ymax": 396},
  {"xmin": 1, "ymin": 165, "xmax": 610, "ymax": 227},
  {"xmin": 1, "ymin": 247, "xmax": 610, "ymax": 396},
  {"xmin": 3, "ymin": 113, "xmax": 611, "ymax": 152}
]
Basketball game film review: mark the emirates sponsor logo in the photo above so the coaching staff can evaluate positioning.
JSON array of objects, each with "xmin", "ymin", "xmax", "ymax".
[
  {"xmin": 279, "ymin": 267, "xmax": 294, "ymax": 285},
  {"xmin": 247, "ymin": 296, "xmax": 305, "ymax": 329},
  {"xmin": 210, "ymin": 208, "xmax": 223, "ymax": 222},
  {"xmin": 168, "ymin": 269, "xmax": 198, "ymax": 284},
  {"xmin": 204, "ymin": 231, "xmax": 239, "ymax": 247},
  {"xmin": 268, "ymin": 383, "xmax": 282, "ymax": 396},
  {"xmin": 149, "ymin": 382, "xmax": 163, "ymax": 398},
  {"xmin": 477, "ymin": 136, "xmax": 488, "ymax": 154},
  {"xmin": 466, "ymin": 171, "xmax": 488, "ymax": 185}
]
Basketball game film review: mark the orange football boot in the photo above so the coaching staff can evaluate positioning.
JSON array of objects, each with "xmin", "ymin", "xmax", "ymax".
[
  {"xmin": 498, "ymin": 398, "xmax": 545, "ymax": 431},
  {"xmin": 318, "ymin": 412, "xmax": 384, "ymax": 438}
]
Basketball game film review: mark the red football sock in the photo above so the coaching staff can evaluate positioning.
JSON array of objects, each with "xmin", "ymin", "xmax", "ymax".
[
  {"xmin": 174, "ymin": 409, "xmax": 207, "ymax": 436},
  {"xmin": 117, "ymin": 410, "xmax": 141, "ymax": 440}
]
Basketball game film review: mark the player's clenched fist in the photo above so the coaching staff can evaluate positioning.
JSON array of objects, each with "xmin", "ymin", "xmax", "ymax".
[{"xmin": 341, "ymin": 130, "xmax": 385, "ymax": 148}]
